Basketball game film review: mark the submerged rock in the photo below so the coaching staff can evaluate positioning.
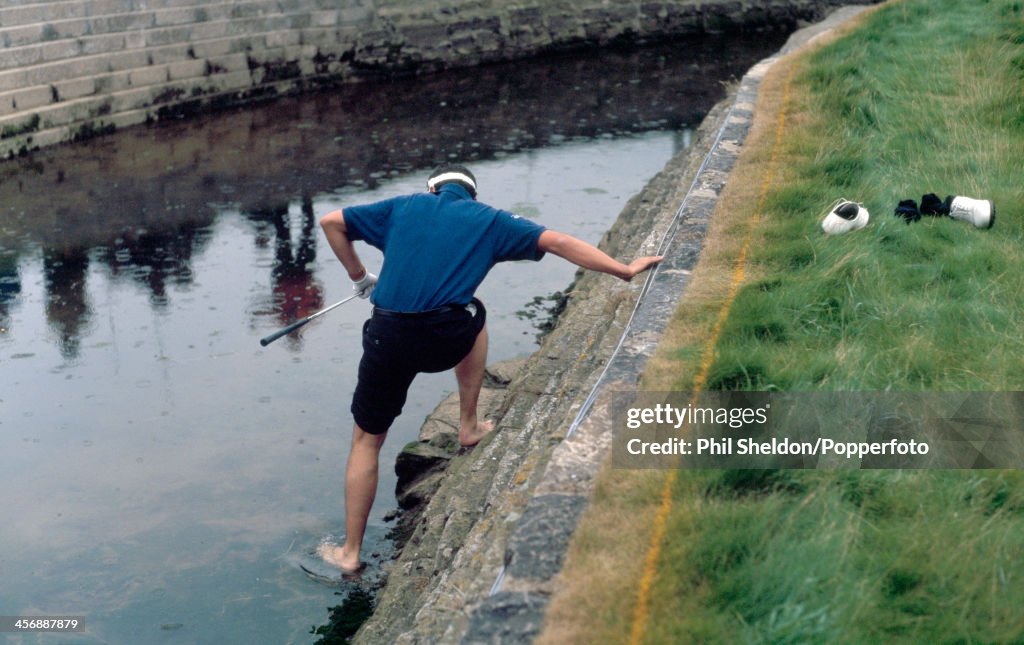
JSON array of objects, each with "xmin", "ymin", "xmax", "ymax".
[{"xmin": 394, "ymin": 360, "xmax": 527, "ymax": 512}]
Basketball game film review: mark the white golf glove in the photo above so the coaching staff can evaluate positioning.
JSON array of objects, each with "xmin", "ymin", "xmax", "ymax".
[{"xmin": 352, "ymin": 271, "xmax": 378, "ymax": 299}]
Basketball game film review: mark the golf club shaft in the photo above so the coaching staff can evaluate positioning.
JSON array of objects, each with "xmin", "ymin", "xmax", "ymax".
[{"xmin": 259, "ymin": 293, "xmax": 360, "ymax": 346}]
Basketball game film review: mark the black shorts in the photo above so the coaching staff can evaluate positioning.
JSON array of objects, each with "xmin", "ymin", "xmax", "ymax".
[{"xmin": 351, "ymin": 298, "xmax": 486, "ymax": 435}]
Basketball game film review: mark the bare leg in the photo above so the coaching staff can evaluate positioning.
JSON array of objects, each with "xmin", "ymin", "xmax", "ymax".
[
  {"xmin": 320, "ymin": 424, "xmax": 386, "ymax": 573},
  {"xmin": 455, "ymin": 324, "xmax": 494, "ymax": 447}
]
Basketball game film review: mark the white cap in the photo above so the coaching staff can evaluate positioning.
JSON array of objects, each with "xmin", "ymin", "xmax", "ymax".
[{"xmin": 427, "ymin": 171, "xmax": 477, "ymax": 193}]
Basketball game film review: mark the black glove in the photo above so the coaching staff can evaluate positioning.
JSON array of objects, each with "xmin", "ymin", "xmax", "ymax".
[{"xmin": 894, "ymin": 199, "xmax": 921, "ymax": 223}]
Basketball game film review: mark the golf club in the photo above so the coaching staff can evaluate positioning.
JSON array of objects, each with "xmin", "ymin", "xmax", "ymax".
[{"xmin": 259, "ymin": 293, "xmax": 361, "ymax": 346}]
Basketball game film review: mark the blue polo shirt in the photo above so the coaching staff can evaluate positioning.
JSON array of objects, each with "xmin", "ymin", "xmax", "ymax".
[{"xmin": 342, "ymin": 184, "xmax": 546, "ymax": 312}]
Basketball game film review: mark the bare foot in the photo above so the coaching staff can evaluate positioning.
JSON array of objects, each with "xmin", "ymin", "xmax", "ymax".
[
  {"xmin": 317, "ymin": 542, "xmax": 363, "ymax": 575},
  {"xmin": 459, "ymin": 419, "xmax": 495, "ymax": 447}
]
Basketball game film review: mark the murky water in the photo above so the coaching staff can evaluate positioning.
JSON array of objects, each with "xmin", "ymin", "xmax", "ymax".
[{"xmin": 0, "ymin": 33, "xmax": 786, "ymax": 644}]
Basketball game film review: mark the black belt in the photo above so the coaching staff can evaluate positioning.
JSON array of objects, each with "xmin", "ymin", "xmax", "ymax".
[{"xmin": 372, "ymin": 303, "xmax": 469, "ymax": 318}]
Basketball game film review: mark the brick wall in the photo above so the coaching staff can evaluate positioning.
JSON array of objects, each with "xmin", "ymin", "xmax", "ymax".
[{"xmin": 0, "ymin": 0, "xmax": 871, "ymax": 158}]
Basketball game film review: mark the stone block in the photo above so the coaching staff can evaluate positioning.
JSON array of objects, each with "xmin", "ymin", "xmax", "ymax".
[
  {"xmin": 296, "ymin": 27, "xmax": 332, "ymax": 47},
  {"xmin": 149, "ymin": 45, "xmax": 192, "ymax": 66},
  {"xmin": 285, "ymin": 13, "xmax": 311, "ymax": 30},
  {"xmin": 98, "ymin": 71, "xmax": 132, "ymax": 94},
  {"xmin": 111, "ymin": 84, "xmax": 165, "ymax": 113},
  {"xmin": 25, "ymin": 58, "xmax": 94, "ymax": 86},
  {"xmin": 297, "ymin": 57, "xmax": 316, "ymax": 76},
  {"xmin": 316, "ymin": 32, "xmax": 359, "ymax": 57},
  {"xmin": 190, "ymin": 20, "xmax": 229, "ymax": 41},
  {"xmin": 0, "ymin": 93, "xmax": 15, "ymax": 117},
  {"xmin": 1, "ymin": 24, "xmax": 43, "ymax": 49},
  {"xmin": 0, "ymin": 6, "xmax": 47, "ymax": 28},
  {"xmin": 39, "ymin": 39, "xmax": 82, "ymax": 63},
  {"xmin": 207, "ymin": 52, "xmax": 250, "ymax": 74},
  {"xmin": 0, "ymin": 70, "xmax": 28, "ymax": 94},
  {"xmin": 106, "ymin": 107, "xmax": 149, "ymax": 131},
  {"xmin": 190, "ymin": 38, "xmax": 233, "ymax": 59},
  {"xmin": 167, "ymin": 58, "xmax": 207, "ymax": 81},
  {"xmin": 1, "ymin": 45, "xmax": 44, "ymax": 72},
  {"xmin": 284, "ymin": 43, "xmax": 318, "ymax": 60},
  {"xmin": 129, "ymin": 65, "xmax": 170, "ymax": 87},
  {"xmin": 203, "ymin": 69, "xmax": 252, "ymax": 93},
  {"xmin": 196, "ymin": 4, "xmax": 234, "ymax": 23},
  {"xmin": 80, "ymin": 33, "xmax": 127, "ymax": 56},
  {"xmin": 310, "ymin": 10, "xmax": 339, "ymax": 27},
  {"xmin": 226, "ymin": 17, "xmax": 267, "ymax": 37},
  {"xmin": 53, "ymin": 77, "xmax": 97, "ymax": 102},
  {"xmin": 283, "ymin": 0, "xmax": 324, "ymax": 11},
  {"xmin": 91, "ymin": 13, "xmax": 156, "ymax": 35},
  {"xmin": 0, "ymin": 111, "xmax": 39, "ymax": 137},
  {"xmin": 402, "ymin": 23, "xmax": 451, "ymax": 50},
  {"xmin": 146, "ymin": 26, "xmax": 193, "ymax": 47},
  {"xmin": 124, "ymin": 29, "xmax": 146, "ymax": 50},
  {"xmin": 265, "ymin": 29, "xmax": 302, "ymax": 48},
  {"xmin": 545, "ymin": 13, "xmax": 587, "ymax": 42},
  {"xmin": 89, "ymin": 0, "xmax": 134, "ymax": 18},
  {"xmin": 229, "ymin": 2, "xmax": 264, "ymax": 20},
  {"xmin": 10, "ymin": 86, "xmax": 54, "ymax": 112},
  {"xmin": 339, "ymin": 5, "xmax": 374, "ymax": 26},
  {"xmin": 227, "ymin": 36, "xmax": 258, "ymax": 55},
  {"xmin": 154, "ymin": 7, "xmax": 200, "ymax": 27},
  {"xmin": 49, "ymin": 18, "xmax": 91, "ymax": 40},
  {"xmin": 105, "ymin": 50, "xmax": 150, "ymax": 73},
  {"xmin": 32, "ymin": 126, "xmax": 66, "ymax": 149},
  {"xmin": 35, "ymin": 98, "xmax": 97, "ymax": 131}
]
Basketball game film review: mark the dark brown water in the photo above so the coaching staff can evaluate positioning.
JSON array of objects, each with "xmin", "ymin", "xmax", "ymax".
[{"xmin": 0, "ymin": 32, "xmax": 787, "ymax": 644}]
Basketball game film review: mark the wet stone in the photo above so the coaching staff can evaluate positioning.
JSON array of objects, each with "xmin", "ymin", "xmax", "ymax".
[
  {"xmin": 460, "ymin": 591, "xmax": 549, "ymax": 645},
  {"xmin": 503, "ymin": 493, "xmax": 588, "ymax": 583}
]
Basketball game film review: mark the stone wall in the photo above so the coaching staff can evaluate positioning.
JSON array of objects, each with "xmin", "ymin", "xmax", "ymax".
[{"xmin": 1, "ymin": 0, "xmax": 872, "ymax": 159}]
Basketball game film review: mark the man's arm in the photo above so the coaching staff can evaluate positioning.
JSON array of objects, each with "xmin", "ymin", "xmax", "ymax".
[
  {"xmin": 537, "ymin": 230, "xmax": 662, "ymax": 281},
  {"xmin": 320, "ymin": 209, "xmax": 368, "ymax": 281}
]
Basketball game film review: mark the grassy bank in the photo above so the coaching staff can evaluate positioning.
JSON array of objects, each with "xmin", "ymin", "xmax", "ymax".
[{"xmin": 541, "ymin": 0, "xmax": 1024, "ymax": 642}]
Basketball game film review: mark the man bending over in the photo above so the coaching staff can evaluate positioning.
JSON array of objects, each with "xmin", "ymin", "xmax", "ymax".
[{"xmin": 318, "ymin": 163, "xmax": 662, "ymax": 574}]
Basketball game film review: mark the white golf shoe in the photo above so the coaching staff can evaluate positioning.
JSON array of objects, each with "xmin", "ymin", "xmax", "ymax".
[
  {"xmin": 821, "ymin": 200, "xmax": 869, "ymax": 235},
  {"xmin": 948, "ymin": 195, "xmax": 995, "ymax": 229}
]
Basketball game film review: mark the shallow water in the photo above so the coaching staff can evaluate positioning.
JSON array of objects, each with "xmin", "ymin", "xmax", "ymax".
[{"xmin": 0, "ymin": 33, "xmax": 786, "ymax": 644}]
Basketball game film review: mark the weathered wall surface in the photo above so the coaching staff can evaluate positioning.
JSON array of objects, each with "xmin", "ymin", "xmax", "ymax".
[{"xmin": 2, "ymin": 0, "xmax": 872, "ymax": 159}]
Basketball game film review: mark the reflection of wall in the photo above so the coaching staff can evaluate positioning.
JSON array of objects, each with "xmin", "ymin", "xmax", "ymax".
[
  {"xmin": 0, "ymin": 0, "xmax": 876, "ymax": 158},
  {"xmin": 0, "ymin": 33, "xmax": 783, "ymax": 255},
  {"xmin": 0, "ymin": 29, "xmax": 789, "ymax": 358}
]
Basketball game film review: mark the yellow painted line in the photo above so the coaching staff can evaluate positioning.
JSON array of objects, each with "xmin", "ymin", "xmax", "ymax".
[{"xmin": 627, "ymin": 62, "xmax": 797, "ymax": 645}]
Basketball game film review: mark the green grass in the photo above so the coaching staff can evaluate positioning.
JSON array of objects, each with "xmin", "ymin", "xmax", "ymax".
[
  {"xmin": 639, "ymin": 0, "xmax": 1024, "ymax": 642},
  {"xmin": 701, "ymin": 0, "xmax": 1024, "ymax": 393},
  {"xmin": 646, "ymin": 469, "xmax": 1024, "ymax": 643}
]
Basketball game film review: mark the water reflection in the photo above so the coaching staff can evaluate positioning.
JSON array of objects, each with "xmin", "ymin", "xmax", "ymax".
[
  {"xmin": 245, "ymin": 196, "xmax": 325, "ymax": 352},
  {"xmin": 0, "ymin": 249, "xmax": 21, "ymax": 336},
  {"xmin": 42, "ymin": 247, "xmax": 92, "ymax": 359},
  {"xmin": 96, "ymin": 222, "xmax": 210, "ymax": 310},
  {"xmin": 0, "ymin": 33, "xmax": 786, "ymax": 358}
]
